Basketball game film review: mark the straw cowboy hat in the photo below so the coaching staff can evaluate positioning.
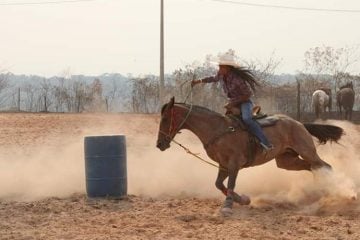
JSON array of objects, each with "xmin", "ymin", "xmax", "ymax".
[{"xmin": 215, "ymin": 53, "xmax": 241, "ymax": 67}]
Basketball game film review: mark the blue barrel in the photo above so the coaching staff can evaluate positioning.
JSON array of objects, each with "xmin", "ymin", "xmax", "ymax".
[{"xmin": 84, "ymin": 135, "xmax": 127, "ymax": 198}]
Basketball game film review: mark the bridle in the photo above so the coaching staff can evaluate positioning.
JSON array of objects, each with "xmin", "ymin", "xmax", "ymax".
[
  {"xmin": 157, "ymin": 86, "xmax": 226, "ymax": 171},
  {"xmin": 159, "ymin": 103, "xmax": 193, "ymax": 142},
  {"xmin": 158, "ymin": 101, "xmax": 225, "ymax": 171}
]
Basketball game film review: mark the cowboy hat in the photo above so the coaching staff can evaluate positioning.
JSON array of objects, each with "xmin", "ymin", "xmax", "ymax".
[{"xmin": 213, "ymin": 53, "xmax": 241, "ymax": 67}]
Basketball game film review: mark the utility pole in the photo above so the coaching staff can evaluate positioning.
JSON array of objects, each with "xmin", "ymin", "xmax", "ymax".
[
  {"xmin": 17, "ymin": 88, "xmax": 21, "ymax": 112},
  {"xmin": 159, "ymin": 0, "xmax": 164, "ymax": 105}
]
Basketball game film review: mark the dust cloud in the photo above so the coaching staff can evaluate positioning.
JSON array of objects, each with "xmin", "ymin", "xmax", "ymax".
[
  {"xmin": 0, "ymin": 140, "xmax": 85, "ymax": 201},
  {"xmin": 238, "ymin": 120, "xmax": 360, "ymax": 212},
  {"xmin": 131, "ymin": 120, "xmax": 360, "ymax": 202},
  {"xmin": 0, "ymin": 114, "xmax": 359, "ymax": 214}
]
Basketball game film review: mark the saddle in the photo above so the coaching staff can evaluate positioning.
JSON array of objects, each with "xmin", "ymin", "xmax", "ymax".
[
  {"xmin": 225, "ymin": 105, "xmax": 278, "ymax": 130},
  {"xmin": 225, "ymin": 105, "xmax": 279, "ymax": 168}
]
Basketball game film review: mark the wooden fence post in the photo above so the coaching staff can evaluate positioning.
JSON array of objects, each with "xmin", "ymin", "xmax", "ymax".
[{"xmin": 297, "ymin": 80, "xmax": 301, "ymax": 121}]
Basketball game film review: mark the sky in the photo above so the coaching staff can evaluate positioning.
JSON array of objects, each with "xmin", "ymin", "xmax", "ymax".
[{"xmin": 0, "ymin": 0, "xmax": 359, "ymax": 77}]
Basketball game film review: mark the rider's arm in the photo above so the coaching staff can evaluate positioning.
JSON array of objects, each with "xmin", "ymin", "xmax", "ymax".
[
  {"xmin": 201, "ymin": 74, "xmax": 221, "ymax": 83},
  {"xmin": 192, "ymin": 74, "xmax": 220, "ymax": 87}
]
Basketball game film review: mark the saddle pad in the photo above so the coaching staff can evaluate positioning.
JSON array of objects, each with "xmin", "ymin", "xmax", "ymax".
[{"xmin": 256, "ymin": 115, "xmax": 279, "ymax": 127}]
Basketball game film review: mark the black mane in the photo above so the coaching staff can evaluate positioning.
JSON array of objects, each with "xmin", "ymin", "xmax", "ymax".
[
  {"xmin": 161, "ymin": 102, "xmax": 222, "ymax": 117},
  {"xmin": 340, "ymin": 82, "xmax": 353, "ymax": 90},
  {"xmin": 160, "ymin": 103, "xmax": 168, "ymax": 114},
  {"xmin": 175, "ymin": 103, "xmax": 223, "ymax": 117}
]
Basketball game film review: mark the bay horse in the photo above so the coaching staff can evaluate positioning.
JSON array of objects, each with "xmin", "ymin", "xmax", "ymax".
[
  {"xmin": 337, "ymin": 82, "xmax": 355, "ymax": 120},
  {"xmin": 156, "ymin": 97, "xmax": 344, "ymax": 215},
  {"xmin": 312, "ymin": 88, "xmax": 331, "ymax": 119}
]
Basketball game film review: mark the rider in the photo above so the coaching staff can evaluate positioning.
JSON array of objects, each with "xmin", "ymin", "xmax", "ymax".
[{"xmin": 191, "ymin": 53, "xmax": 274, "ymax": 151}]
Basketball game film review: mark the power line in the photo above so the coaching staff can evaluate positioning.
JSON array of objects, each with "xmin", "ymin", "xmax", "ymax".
[
  {"xmin": 207, "ymin": 0, "xmax": 360, "ymax": 13},
  {"xmin": 0, "ymin": 0, "xmax": 98, "ymax": 6}
]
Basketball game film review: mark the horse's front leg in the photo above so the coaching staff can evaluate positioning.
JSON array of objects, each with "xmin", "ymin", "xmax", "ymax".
[
  {"xmin": 215, "ymin": 167, "xmax": 250, "ymax": 206},
  {"xmin": 221, "ymin": 168, "xmax": 238, "ymax": 215},
  {"xmin": 220, "ymin": 159, "xmax": 248, "ymax": 215}
]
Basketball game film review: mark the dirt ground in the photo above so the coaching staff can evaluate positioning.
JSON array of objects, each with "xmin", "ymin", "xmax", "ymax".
[{"xmin": 0, "ymin": 113, "xmax": 359, "ymax": 240}]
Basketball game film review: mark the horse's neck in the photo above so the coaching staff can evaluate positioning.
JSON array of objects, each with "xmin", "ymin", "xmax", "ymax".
[{"xmin": 178, "ymin": 107, "xmax": 228, "ymax": 146}]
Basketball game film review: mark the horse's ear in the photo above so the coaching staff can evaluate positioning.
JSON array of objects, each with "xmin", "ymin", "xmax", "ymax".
[
  {"xmin": 161, "ymin": 97, "xmax": 175, "ymax": 114},
  {"xmin": 168, "ymin": 97, "xmax": 175, "ymax": 108}
]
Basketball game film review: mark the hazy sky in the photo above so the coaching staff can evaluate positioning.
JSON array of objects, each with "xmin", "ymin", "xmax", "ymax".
[{"xmin": 0, "ymin": 0, "xmax": 360, "ymax": 77}]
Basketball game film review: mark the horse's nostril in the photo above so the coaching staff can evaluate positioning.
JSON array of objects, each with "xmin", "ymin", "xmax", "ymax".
[{"xmin": 156, "ymin": 142, "xmax": 161, "ymax": 148}]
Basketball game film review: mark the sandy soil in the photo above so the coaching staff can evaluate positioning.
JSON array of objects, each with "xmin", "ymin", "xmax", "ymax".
[{"xmin": 0, "ymin": 113, "xmax": 359, "ymax": 240}]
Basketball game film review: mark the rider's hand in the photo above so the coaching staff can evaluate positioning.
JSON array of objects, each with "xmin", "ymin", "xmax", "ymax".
[{"xmin": 191, "ymin": 79, "xmax": 202, "ymax": 87}]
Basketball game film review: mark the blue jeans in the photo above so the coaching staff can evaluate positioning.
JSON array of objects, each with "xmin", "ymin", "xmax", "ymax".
[{"xmin": 240, "ymin": 101, "xmax": 271, "ymax": 146}]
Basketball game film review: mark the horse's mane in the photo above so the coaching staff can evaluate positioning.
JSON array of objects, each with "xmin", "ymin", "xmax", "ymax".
[
  {"xmin": 340, "ymin": 82, "xmax": 353, "ymax": 90},
  {"xmin": 161, "ymin": 102, "xmax": 223, "ymax": 117},
  {"xmin": 160, "ymin": 103, "xmax": 168, "ymax": 114},
  {"xmin": 176, "ymin": 103, "xmax": 223, "ymax": 116}
]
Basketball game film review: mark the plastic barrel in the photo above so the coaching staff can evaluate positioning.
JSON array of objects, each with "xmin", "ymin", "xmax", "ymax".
[{"xmin": 84, "ymin": 135, "xmax": 127, "ymax": 198}]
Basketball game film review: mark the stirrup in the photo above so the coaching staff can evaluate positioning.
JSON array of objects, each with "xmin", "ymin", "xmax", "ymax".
[{"xmin": 260, "ymin": 142, "xmax": 274, "ymax": 151}]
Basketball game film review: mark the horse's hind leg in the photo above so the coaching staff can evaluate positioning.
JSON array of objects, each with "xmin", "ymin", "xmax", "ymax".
[
  {"xmin": 299, "ymin": 149, "xmax": 331, "ymax": 170},
  {"xmin": 275, "ymin": 151, "xmax": 311, "ymax": 171},
  {"xmin": 292, "ymin": 137, "xmax": 332, "ymax": 171},
  {"xmin": 215, "ymin": 167, "xmax": 250, "ymax": 205}
]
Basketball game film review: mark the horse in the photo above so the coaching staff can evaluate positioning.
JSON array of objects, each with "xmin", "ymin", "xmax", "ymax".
[
  {"xmin": 312, "ymin": 88, "xmax": 331, "ymax": 119},
  {"xmin": 337, "ymin": 82, "xmax": 355, "ymax": 120},
  {"xmin": 156, "ymin": 97, "xmax": 344, "ymax": 215}
]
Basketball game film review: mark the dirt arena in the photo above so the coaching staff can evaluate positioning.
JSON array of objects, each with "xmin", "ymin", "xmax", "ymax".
[{"xmin": 0, "ymin": 113, "xmax": 359, "ymax": 240}]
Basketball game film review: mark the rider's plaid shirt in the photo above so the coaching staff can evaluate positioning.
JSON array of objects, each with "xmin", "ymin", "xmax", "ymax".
[{"xmin": 201, "ymin": 71, "xmax": 252, "ymax": 104}]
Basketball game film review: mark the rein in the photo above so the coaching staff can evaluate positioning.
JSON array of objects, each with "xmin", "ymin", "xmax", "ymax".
[
  {"xmin": 159, "ymin": 129, "xmax": 226, "ymax": 171},
  {"xmin": 171, "ymin": 138, "xmax": 227, "ymax": 171}
]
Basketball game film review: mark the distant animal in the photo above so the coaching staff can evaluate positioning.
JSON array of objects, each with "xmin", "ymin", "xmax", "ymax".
[
  {"xmin": 157, "ymin": 97, "xmax": 344, "ymax": 215},
  {"xmin": 337, "ymin": 82, "xmax": 355, "ymax": 120},
  {"xmin": 312, "ymin": 88, "xmax": 331, "ymax": 119}
]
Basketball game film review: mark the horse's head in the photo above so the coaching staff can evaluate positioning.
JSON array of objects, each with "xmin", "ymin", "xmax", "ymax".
[
  {"xmin": 156, "ymin": 97, "xmax": 176, "ymax": 151},
  {"xmin": 340, "ymin": 81, "xmax": 353, "ymax": 90}
]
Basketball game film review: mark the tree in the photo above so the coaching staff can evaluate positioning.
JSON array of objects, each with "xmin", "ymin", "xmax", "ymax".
[
  {"xmin": 0, "ymin": 73, "xmax": 10, "ymax": 108},
  {"xmin": 303, "ymin": 45, "xmax": 359, "ymax": 90},
  {"xmin": 298, "ymin": 45, "xmax": 359, "ymax": 112},
  {"xmin": 130, "ymin": 75, "xmax": 159, "ymax": 113},
  {"xmin": 39, "ymin": 78, "xmax": 53, "ymax": 112}
]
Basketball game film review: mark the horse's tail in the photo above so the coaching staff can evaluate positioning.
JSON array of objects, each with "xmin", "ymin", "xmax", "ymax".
[{"xmin": 303, "ymin": 123, "xmax": 344, "ymax": 144}]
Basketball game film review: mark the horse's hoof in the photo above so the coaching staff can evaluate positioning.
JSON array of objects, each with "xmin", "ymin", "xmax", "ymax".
[
  {"xmin": 239, "ymin": 195, "xmax": 251, "ymax": 205},
  {"xmin": 234, "ymin": 194, "xmax": 251, "ymax": 205},
  {"xmin": 350, "ymin": 194, "xmax": 357, "ymax": 201},
  {"xmin": 220, "ymin": 207, "xmax": 233, "ymax": 216}
]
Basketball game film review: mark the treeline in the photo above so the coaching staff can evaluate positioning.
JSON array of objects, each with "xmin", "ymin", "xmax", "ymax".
[
  {"xmin": 0, "ymin": 46, "xmax": 358, "ymax": 114},
  {"xmin": 0, "ymin": 74, "xmax": 130, "ymax": 113},
  {"xmin": 129, "ymin": 47, "xmax": 360, "ymax": 114}
]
